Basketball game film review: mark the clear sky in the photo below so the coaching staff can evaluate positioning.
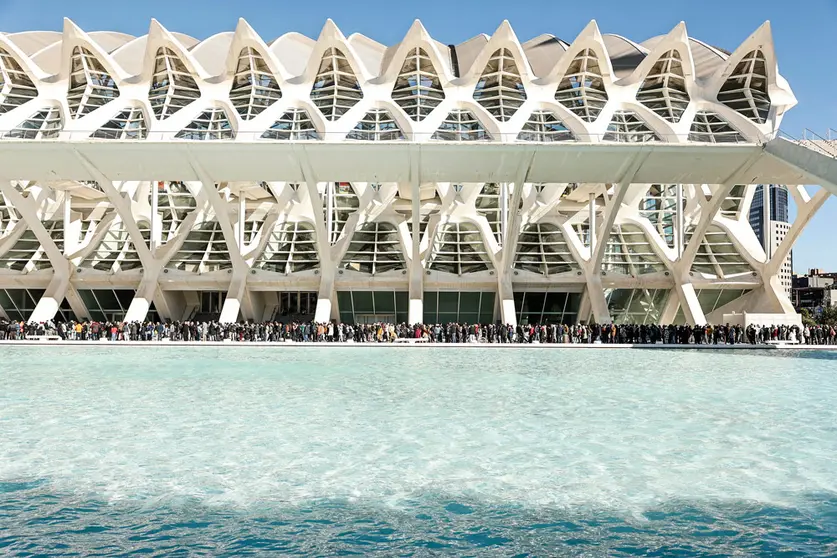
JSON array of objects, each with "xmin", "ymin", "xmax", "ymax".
[{"xmin": 1, "ymin": 0, "xmax": 834, "ymax": 272}]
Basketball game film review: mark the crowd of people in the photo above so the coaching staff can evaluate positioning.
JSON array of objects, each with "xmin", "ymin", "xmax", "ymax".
[{"xmin": 1, "ymin": 318, "xmax": 835, "ymax": 346}]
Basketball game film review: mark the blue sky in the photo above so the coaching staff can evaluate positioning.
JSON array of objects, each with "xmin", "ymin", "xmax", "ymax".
[{"xmin": 1, "ymin": 0, "xmax": 834, "ymax": 272}]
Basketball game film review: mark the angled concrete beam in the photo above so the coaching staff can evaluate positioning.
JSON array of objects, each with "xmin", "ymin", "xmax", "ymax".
[
  {"xmin": 767, "ymin": 187, "xmax": 829, "ymax": 277},
  {"xmin": 764, "ymin": 138, "xmax": 837, "ymax": 196},
  {"xmin": 497, "ymin": 151, "xmax": 535, "ymax": 327},
  {"xmin": 293, "ymin": 146, "xmax": 337, "ymax": 322},
  {"xmin": 0, "ymin": 182, "xmax": 83, "ymax": 322}
]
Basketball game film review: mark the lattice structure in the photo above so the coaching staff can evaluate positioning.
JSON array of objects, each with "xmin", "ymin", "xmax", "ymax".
[
  {"xmin": 148, "ymin": 47, "xmax": 200, "ymax": 119},
  {"xmin": 718, "ymin": 50, "xmax": 770, "ymax": 124},
  {"xmin": 687, "ymin": 225, "xmax": 754, "ymax": 278},
  {"xmin": 327, "ymin": 182, "xmax": 359, "ymax": 244},
  {"xmin": 517, "ymin": 111, "xmax": 574, "ymax": 142},
  {"xmin": 92, "ymin": 107, "xmax": 147, "ymax": 140},
  {"xmin": 167, "ymin": 220, "xmax": 231, "ymax": 272},
  {"xmin": 475, "ymin": 183, "xmax": 502, "ymax": 243},
  {"xmin": 0, "ymin": 21, "xmax": 794, "ymax": 146},
  {"xmin": 602, "ymin": 225, "xmax": 666, "ymax": 275},
  {"xmin": 473, "ymin": 49, "xmax": 527, "ymax": 121},
  {"xmin": 514, "ymin": 223, "xmax": 579, "ymax": 275},
  {"xmin": 67, "ymin": 47, "xmax": 119, "ymax": 118},
  {"xmin": 640, "ymin": 184, "xmax": 678, "ymax": 248},
  {"xmin": 310, "ymin": 47, "xmax": 363, "ymax": 121},
  {"xmin": 432, "ymin": 110, "xmax": 491, "ymax": 141},
  {"xmin": 0, "ymin": 48, "xmax": 38, "ymax": 114},
  {"xmin": 5, "ymin": 107, "xmax": 62, "ymax": 139},
  {"xmin": 0, "ymin": 19, "xmax": 815, "ymax": 329},
  {"xmin": 341, "ymin": 222, "xmax": 405, "ymax": 274},
  {"xmin": 604, "ymin": 111, "xmax": 660, "ymax": 142},
  {"xmin": 555, "ymin": 49, "xmax": 608, "ymax": 122},
  {"xmin": 229, "ymin": 47, "xmax": 282, "ymax": 120},
  {"xmin": 428, "ymin": 222, "xmax": 491, "ymax": 274},
  {"xmin": 175, "ymin": 108, "xmax": 235, "ymax": 140},
  {"xmin": 347, "ymin": 109, "xmax": 404, "ymax": 141},
  {"xmin": 254, "ymin": 221, "xmax": 319, "ymax": 274},
  {"xmin": 262, "ymin": 109, "xmax": 319, "ymax": 140},
  {"xmin": 688, "ymin": 112, "xmax": 746, "ymax": 143},
  {"xmin": 392, "ymin": 48, "xmax": 445, "ymax": 122},
  {"xmin": 636, "ymin": 50, "xmax": 690, "ymax": 123}
]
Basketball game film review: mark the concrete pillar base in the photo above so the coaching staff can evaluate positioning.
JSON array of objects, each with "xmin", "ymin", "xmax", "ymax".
[{"xmin": 408, "ymin": 299, "xmax": 423, "ymax": 325}]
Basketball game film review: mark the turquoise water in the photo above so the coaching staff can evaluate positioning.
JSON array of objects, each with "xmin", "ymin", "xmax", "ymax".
[{"xmin": 1, "ymin": 347, "xmax": 836, "ymax": 556}]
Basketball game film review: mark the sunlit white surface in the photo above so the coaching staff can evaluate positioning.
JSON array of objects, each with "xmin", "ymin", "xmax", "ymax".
[{"xmin": 2, "ymin": 347, "xmax": 835, "ymax": 515}]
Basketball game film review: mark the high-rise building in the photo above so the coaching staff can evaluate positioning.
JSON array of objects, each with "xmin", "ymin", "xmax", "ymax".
[{"xmin": 749, "ymin": 185, "xmax": 792, "ymax": 298}]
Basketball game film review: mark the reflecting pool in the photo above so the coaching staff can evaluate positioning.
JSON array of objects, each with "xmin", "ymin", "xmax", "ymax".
[{"xmin": 1, "ymin": 347, "xmax": 836, "ymax": 555}]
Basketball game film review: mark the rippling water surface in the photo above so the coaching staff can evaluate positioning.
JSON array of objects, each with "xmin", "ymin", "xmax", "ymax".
[{"xmin": 1, "ymin": 347, "xmax": 836, "ymax": 556}]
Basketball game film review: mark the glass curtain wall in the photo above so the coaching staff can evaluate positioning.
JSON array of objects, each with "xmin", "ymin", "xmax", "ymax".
[
  {"xmin": 337, "ymin": 291, "xmax": 408, "ymax": 324},
  {"xmin": 604, "ymin": 288, "xmax": 669, "ymax": 324},
  {"xmin": 513, "ymin": 291, "xmax": 581, "ymax": 325},
  {"xmin": 423, "ymin": 291, "xmax": 495, "ymax": 325}
]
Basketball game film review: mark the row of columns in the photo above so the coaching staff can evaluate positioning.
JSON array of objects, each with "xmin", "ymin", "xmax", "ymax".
[{"xmin": 3, "ymin": 163, "xmax": 817, "ymax": 327}]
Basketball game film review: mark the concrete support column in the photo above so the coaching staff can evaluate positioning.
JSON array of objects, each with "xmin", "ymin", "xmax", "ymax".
[
  {"xmin": 498, "ymin": 274, "xmax": 516, "ymax": 327},
  {"xmin": 585, "ymin": 273, "xmax": 611, "ymax": 324},
  {"xmin": 659, "ymin": 291, "xmax": 681, "ymax": 324},
  {"xmin": 496, "ymin": 153, "xmax": 535, "ymax": 328},
  {"xmin": 675, "ymin": 282, "xmax": 706, "ymax": 325},
  {"xmin": 0, "ymin": 182, "xmax": 71, "ymax": 323},
  {"xmin": 29, "ymin": 269, "xmax": 71, "ymax": 323},
  {"xmin": 576, "ymin": 286, "xmax": 593, "ymax": 324},
  {"xmin": 220, "ymin": 272, "xmax": 247, "ymax": 323},
  {"xmin": 151, "ymin": 181, "xmax": 160, "ymax": 250},
  {"xmin": 237, "ymin": 195, "xmax": 246, "ymax": 252},
  {"xmin": 675, "ymin": 183, "xmax": 684, "ymax": 257},
  {"xmin": 408, "ymin": 170, "xmax": 423, "ymax": 324},
  {"xmin": 63, "ymin": 192, "xmax": 71, "ymax": 246},
  {"xmin": 314, "ymin": 266, "xmax": 336, "ymax": 323},
  {"xmin": 124, "ymin": 268, "xmax": 162, "ymax": 323},
  {"xmin": 408, "ymin": 259, "xmax": 423, "ymax": 324},
  {"xmin": 589, "ymin": 192, "xmax": 597, "ymax": 253}
]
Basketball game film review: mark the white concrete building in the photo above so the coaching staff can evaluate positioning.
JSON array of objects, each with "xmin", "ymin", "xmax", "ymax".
[{"xmin": 0, "ymin": 18, "xmax": 835, "ymax": 326}]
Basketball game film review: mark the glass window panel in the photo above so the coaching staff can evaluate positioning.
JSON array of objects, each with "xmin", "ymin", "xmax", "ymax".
[
  {"xmin": 351, "ymin": 291, "xmax": 374, "ymax": 314},
  {"xmin": 394, "ymin": 291, "xmax": 408, "ymax": 314},
  {"xmin": 392, "ymin": 48, "xmax": 445, "ymax": 122},
  {"xmin": 636, "ymin": 50, "xmax": 690, "ymax": 123},
  {"xmin": 336, "ymin": 291, "xmax": 353, "ymax": 314},
  {"xmin": 423, "ymin": 291, "xmax": 437, "ymax": 313},
  {"xmin": 438, "ymin": 292, "xmax": 459, "ymax": 314},
  {"xmin": 555, "ymin": 49, "xmax": 608, "ymax": 122},
  {"xmin": 473, "ymin": 48, "xmax": 526, "ymax": 121},
  {"xmin": 459, "ymin": 292, "xmax": 481, "ymax": 314},
  {"xmin": 373, "ymin": 291, "xmax": 395, "ymax": 312},
  {"xmin": 459, "ymin": 312, "xmax": 479, "ymax": 324},
  {"xmin": 480, "ymin": 292, "xmax": 495, "ymax": 313}
]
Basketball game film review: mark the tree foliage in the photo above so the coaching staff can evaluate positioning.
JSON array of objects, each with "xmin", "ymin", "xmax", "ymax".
[{"xmin": 800, "ymin": 306, "xmax": 837, "ymax": 327}]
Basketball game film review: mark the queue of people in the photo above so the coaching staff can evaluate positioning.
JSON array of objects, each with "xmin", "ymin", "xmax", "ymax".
[{"xmin": 2, "ymin": 318, "xmax": 834, "ymax": 346}]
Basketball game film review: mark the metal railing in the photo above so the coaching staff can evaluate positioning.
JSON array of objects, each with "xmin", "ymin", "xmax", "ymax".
[{"xmin": 0, "ymin": 130, "xmax": 767, "ymax": 145}]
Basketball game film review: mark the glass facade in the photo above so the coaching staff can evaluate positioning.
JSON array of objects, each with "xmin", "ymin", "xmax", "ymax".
[
  {"xmin": 604, "ymin": 288, "xmax": 669, "ymax": 325},
  {"xmin": 268, "ymin": 292, "xmax": 318, "ymax": 321},
  {"xmin": 423, "ymin": 291, "xmax": 495, "ymax": 325},
  {"xmin": 513, "ymin": 291, "xmax": 580, "ymax": 325},
  {"xmin": 338, "ymin": 291, "xmax": 408, "ymax": 324},
  {"xmin": 0, "ymin": 289, "xmax": 47, "ymax": 321},
  {"xmin": 77, "ymin": 289, "xmax": 157, "ymax": 323}
]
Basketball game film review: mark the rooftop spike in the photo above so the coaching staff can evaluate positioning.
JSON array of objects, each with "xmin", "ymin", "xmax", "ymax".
[
  {"xmin": 574, "ymin": 20, "xmax": 603, "ymax": 43},
  {"xmin": 317, "ymin": 19, "xmax": 346, "ymax": 42},
  {"xmin": 491, "ymin": 20, "xmax": 518, "ymax": 42}
]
